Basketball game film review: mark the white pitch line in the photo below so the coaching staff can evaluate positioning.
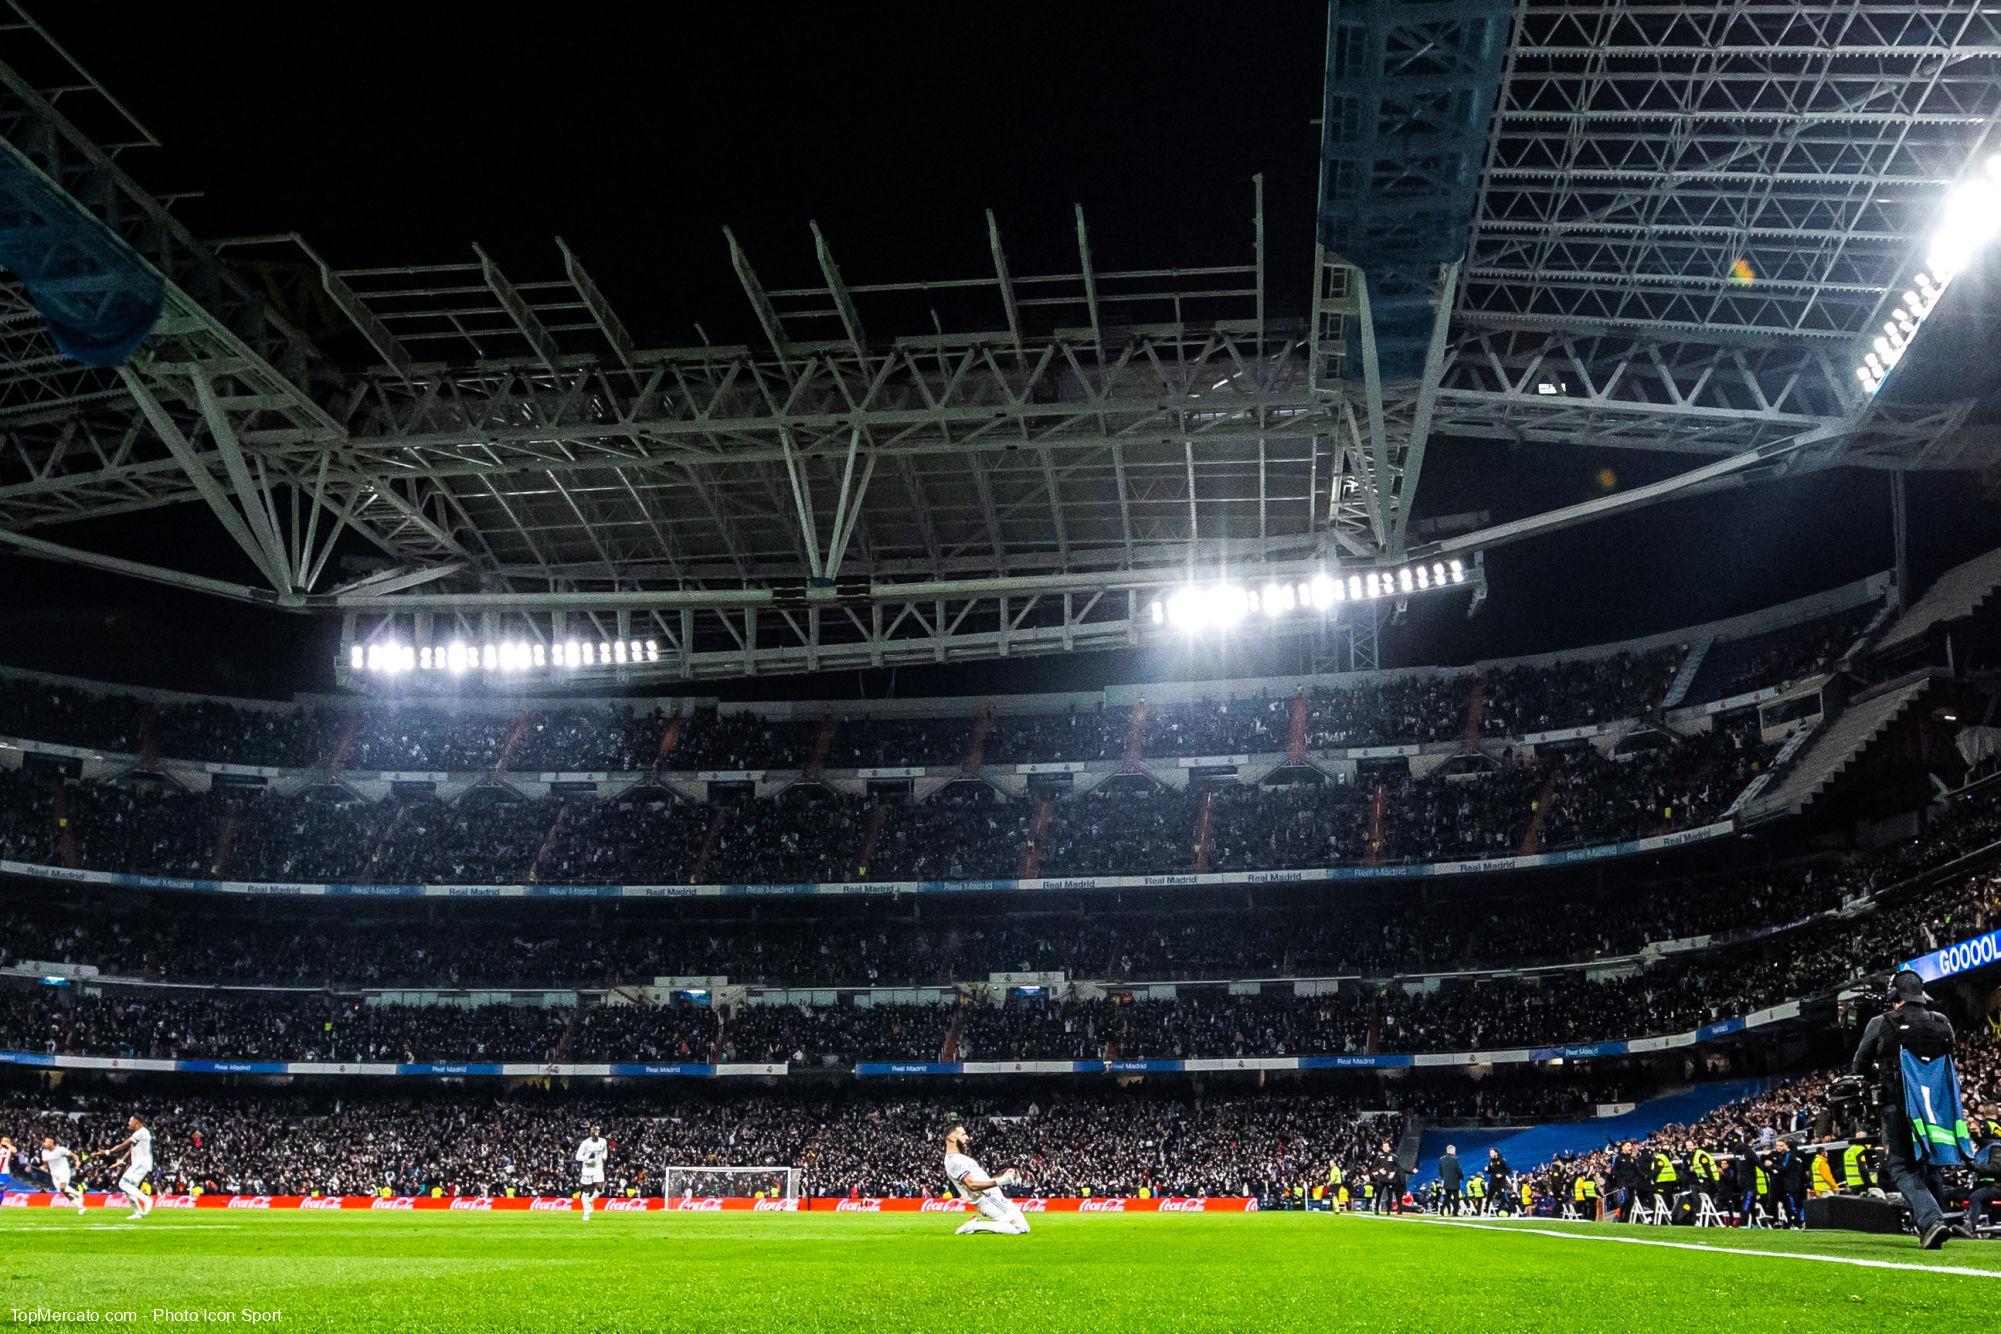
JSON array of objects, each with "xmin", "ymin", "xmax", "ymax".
[{"xmin": 1369, "ymin": 1212, "xmax": 2001, "ymax": 1280}]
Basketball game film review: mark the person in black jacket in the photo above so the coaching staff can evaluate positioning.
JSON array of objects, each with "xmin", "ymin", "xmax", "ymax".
[
  {"xmin": 1373, "ymin": 1140, "xmax": 1406, "ymax": 1215},
  {"xmin": 1607, "ymin": 1140, "xmax": 1647, "ymax": 1222},
  {"xmin": 1437, "ymin": 1146, "xmax": 1463, "ymax": 1216},
  {"xmin": 1485, "ymin": 1149, "xmax": 1511, "ymax": 1216},
  {"xmin": 1770, "ymin": 1144, "xmax": 1807, "ymax": 1228},
  {"xmin": 1852, "ymin": 969, "xmax": 1957, "ymax": 1250}
]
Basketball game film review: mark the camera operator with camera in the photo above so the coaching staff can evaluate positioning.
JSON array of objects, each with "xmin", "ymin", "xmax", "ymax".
[
  {"xmin": 1967, "ymin": 1098, "xmax": 2001, "ymax": 1238},
  {"xmin": 1851, "ymin": 970, "xmax": 1963, "ymax": 1250}
]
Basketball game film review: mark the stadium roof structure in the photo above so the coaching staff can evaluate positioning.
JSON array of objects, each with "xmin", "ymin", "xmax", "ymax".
[{"xmin": 0, "ymin": 1, "xmax": 1998, "ymax": 684}]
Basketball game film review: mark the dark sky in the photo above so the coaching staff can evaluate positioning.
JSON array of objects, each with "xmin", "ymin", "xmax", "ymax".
[{"xmin": 5, "ymin": 4, "xmax": 1999, "ymax": 702}]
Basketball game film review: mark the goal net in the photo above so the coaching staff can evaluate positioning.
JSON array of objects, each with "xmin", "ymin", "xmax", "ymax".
[{"xmin": 662, "ymin": 1165, "xmax": 802, "ymax": 1200}]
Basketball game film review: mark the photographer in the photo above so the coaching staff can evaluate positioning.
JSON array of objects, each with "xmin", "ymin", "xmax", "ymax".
[
  {"xmin": 1967, "ymin": 1099, "xmax": 2001, "ymax": 1238},
  {"xmin": 1851, "ymin": 970, "xmax": 1958, "ymax": 1249}
]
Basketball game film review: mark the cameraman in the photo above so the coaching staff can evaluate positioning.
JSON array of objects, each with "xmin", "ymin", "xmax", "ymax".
[{"xmin": 1851, "ymin": 970, "xmax": 1956, "ymax": 1250}]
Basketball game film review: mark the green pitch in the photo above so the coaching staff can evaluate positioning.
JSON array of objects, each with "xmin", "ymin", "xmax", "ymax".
[{"xmin": 10, "ymin": 1210, "xmax": 1998, "ymax": 1332}]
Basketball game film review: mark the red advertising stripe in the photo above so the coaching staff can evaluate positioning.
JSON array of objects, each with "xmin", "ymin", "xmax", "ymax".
[{"xmin": 2, "ymin": 1192, "xmax": 1254, "ymax": 1213}]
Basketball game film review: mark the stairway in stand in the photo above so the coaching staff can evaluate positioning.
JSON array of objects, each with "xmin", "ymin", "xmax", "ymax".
[
  {"xmin": 325, "ymin": 713, "xmax": 362, "ymax": 776},
  {"xmin": 364, "ymin": 803, "xmax": 411, "ymax": 882},
  {"xmin": 1365, "ymin": 785, "xmax": 1388, "ymax": 866},
  {"xmin": 1191, "ymin": 790, "xmax": 1215, "ymax": 872},
  {"xmin": 495, "ymin": 711, "xmax": 536, "ymax": 774},
  {"xmin": 963, "ymin": 710, "xmax": 994, "ymax": 775},
  {"xmin": 137, "ymin": 701, "xmax": 160, "ymax": 770},
  {"xmin": 527, "ymin": 802, "xmax": 570, "ymax": 883},
  {"xmin": 1021, "ymin": 798, "xmax": 1054, "ymax": 878},
  {"xmin": 1461, "ymin": 670, "xmax": 1486, "ymax": 750},
  {"xmin": 1518, "ymin": 772, "xmax": 1559, "ymax": 856},
  {"xmin": 857, "ymin": 797, "xmax": 889, "ymax": 877},
  {"xmin": 650, "ymin": 714, "xmax": 684, "ymax": 780},
  {"xmin": 1287, "ymin": 692, "xmax": 1310, "ymax": 766},
  {"xmin": 938, "ymin": 1007, "xmax": 966, "ymax": 1063},
  {"xmin": 210, "ymin": 810, "xmax": 240, "ymax": 877},
  {"xmin": 803, "ymin": 716, "xmax": 838, "ymax": 783},
  {"xmin": 549, "ymin": 1006, "xmax": 585, "ymax": 1064},
  {"xmin": 691, "ymin": 807, "xmax": 729, "ymax": 884},
  {"xmin": 49, "ymin": 776, "xmax": 78, "ymax": 869},
  {"xmin": 1122, "ymin": 703, "xmax": 1149, "ymax": 771}
]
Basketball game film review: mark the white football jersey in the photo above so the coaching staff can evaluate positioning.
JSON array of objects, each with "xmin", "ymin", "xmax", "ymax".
[
  {"xmin": 576, "ymin": 1137, "xmax": 608, "ymax": 1171},
  {"xmin": 42, "ymin": 1145, "xmax": 73, "ymax": 1180},
  {"xmin": 943, "ymin": 1151, "xmax": 1000, "ymax": 1206},
  {"xmin": 128, "ymin": 1127, "xmax": 153, "ymax": 1172}
]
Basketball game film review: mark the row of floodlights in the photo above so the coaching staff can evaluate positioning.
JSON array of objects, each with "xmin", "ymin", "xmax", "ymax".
[
  {"xmin": 1858, "ymin": 156, "xmax": 2001, "ymax": 396},
  {"xmin": 349, "ymin": 640, "xmax": 662, "ymax": 675},
  {"xmin": 1149, "ymin": 560, "xmax": 1467, "ymax": 630}
]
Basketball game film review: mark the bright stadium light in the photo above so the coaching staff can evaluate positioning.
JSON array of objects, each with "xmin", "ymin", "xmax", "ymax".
[
  {"xmin": 1147, "ymin": 559, "xmax": 1479, "ymax": 634},
  {"xmin": 1862, "ymin": 174, "xmax": 2001, "ymax": 396}
]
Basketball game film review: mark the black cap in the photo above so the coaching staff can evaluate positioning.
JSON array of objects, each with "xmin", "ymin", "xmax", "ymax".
[{"xmin": 1887, "ymin": 969, "xmax": 1932, "ymax": 1005}]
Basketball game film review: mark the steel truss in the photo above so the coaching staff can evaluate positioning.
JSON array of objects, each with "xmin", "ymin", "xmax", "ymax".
[{"xmin": 0, "ymin": 3, "xmax": 1994, "ymax": 683}]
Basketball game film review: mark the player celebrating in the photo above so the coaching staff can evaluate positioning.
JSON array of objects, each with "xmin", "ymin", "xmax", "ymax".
[
  {"xmin": 41, "ymin": 1136, "xmax": 87, "ymax": 1214},
  {"xmin": 942, "ymin": 1122, "xmax": 1029, "ymax": 1236},
  {"xmin": 102, "ymin": 1116, "xmax": 154, "ymax": 1220},
  {"xmin": 575, "ymin": 1124, "xmax": 608, "ymax": 1220}
]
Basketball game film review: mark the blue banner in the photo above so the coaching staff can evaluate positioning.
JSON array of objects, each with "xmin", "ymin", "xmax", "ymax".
[{"xmin": 1902, "ymin": 925, "xmax": 2001, "ymax": 984}]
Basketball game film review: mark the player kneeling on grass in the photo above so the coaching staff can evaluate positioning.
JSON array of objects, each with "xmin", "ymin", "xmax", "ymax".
[
  {"xmin": 576, "ymin": 1124, "xmax": 609, "ymax": 1221},
  {"xmin": 942, "ymin": 1122, "xmax": 1028, "ymax": 1236}
]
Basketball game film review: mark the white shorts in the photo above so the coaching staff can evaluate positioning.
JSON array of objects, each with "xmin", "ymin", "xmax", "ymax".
[
  {"xmin": 580, "ymin": 1171, "xmax": 604, "ymax": 1187},
  {"xmin": 49, "ymin": 1173, "xmax": 71, "ymax": 1192},
  {"xmin": 119, "ymin": 1167, "xmax": 149, "ymax": 1193},
  {"xmin": 976, "ymin": 1195, "xmax": 1029, "ymax": 1230}
]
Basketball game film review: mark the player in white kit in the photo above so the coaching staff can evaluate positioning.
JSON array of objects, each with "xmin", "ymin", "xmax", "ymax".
[
  {"xmin": 40, "ymin": 1136, "xmax": 87, "ymax": 1213},
  {"xmin": 102, "ymin": 1116, "xmax": 154, "ymax": 1220},
  {"xmin": 575, "ymin": 1125, "xmax": 608, "ymax": 1220},
  {"xmin": 942, "ymin": 1122, "xmax": 1029, "ymax": 1236}
]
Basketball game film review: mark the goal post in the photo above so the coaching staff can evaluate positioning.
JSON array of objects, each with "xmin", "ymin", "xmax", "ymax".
[{"xmin": 662, "ymin": 1165, "xmax": 801, "ymax": 1200}]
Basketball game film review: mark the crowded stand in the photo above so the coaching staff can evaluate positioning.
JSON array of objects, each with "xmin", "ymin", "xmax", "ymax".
[
  {"xmin": 1478, "ymin": 647, "xmax": 1681, "ymax": 738},
  {"xmin": 0, "ymin": 598, "xmax": 1867, "ymax": 780},
  {"xmin": 1692, "ymin": 604, "xmax": 1878, "ymax": 705},
  {"xmin": 1497, "ymin": 1021, "xmax": 2001, "ymax": 1227},
  {"xmin": 0, "ymin": 1084, "xmax": 1402, "ymax": 1201},
  {"xmin": 6, "ymin": 778, "xmax": 1998, "ymax": 993},
  {"xmin": 4, "ymin": 846, "xmax": 1995, "ymax": 1064},
  {"xmin": 0, "ymin": 729, "xmax": 1766, "ymax": 889}
]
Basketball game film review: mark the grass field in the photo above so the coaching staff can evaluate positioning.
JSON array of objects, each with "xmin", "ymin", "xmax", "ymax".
[{"xmin": 9, "ymin": 1210, "xmax": 1998, "ymax": 1332}]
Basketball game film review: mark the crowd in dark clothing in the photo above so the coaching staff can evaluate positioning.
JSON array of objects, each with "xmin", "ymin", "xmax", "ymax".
[
  {"xmin": 0, "ymin": 1084, "xmax": 1404, "ymax": 1201},
  {"xmin": 4, "ymin": 779, "xmax": 1998, "ymax": 1000},
  {"xmin": 0, "ymin": 731, "xmax": 1767, "ymax": 888},
  {"xmin": 0, "ymin": 602, "xmax": 1868, "ymax": 779},
  {"xmin": 5, "ymin": 843, "xmax": 1995, "ymax": 1064},
  {"xmin": 1506, "ymin": 1020, "xmax": 2001, "ymax": 1226}
]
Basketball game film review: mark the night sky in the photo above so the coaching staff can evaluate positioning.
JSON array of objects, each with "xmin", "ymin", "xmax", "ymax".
[{"xmin": 5, "ymin": 4, "xmax": 1999, "ymax": 701}]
